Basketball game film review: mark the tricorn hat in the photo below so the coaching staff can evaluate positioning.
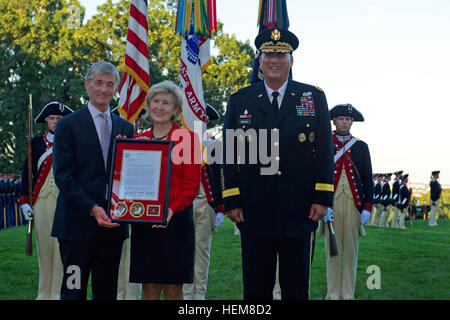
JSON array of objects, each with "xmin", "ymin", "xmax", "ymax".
[
  {"xmin": 394, "ymin": 170, "xmax": 403, "ymax": 176},
  {"xmin": 255, "ymin": 28, "xmax": 299, "ymax": 55},
  {"xmin": 35, "ymin": 101, "xmax": 73, "ymax": 123},
  {"xmin": 431, "ymin": 170, "xmax": 440, "ymax": 176},
  {"xmin": 329, "ymin": 104, "xmax": 364, "ymax": 122},
  {"xmin": 401, "ymin": 174, "xmax": 409, "ymax": 180},
  {"xmin": 206, "ymin": 103, "xmax": 221, "ymax": 121}
]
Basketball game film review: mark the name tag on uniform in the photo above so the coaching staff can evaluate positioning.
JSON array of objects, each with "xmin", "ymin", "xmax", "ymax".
[
  {"xmin": 239, "ymin": 112, "xmax": 251, "ymax": 125},
  {"xmin": 239, "ymin": 118, "xmax": 251, "ymax": 125},
  {"xmin": 297, "ymin": 96, "xmax": 315, "ymax": 116}
]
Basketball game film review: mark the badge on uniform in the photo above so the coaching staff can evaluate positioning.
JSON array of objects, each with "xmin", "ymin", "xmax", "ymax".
[
  {"xmin": 239, "ymin": 109, "xmax": 251, "ymax": 125},
  {"xmin": 296, "ymin": 96, "xmax": 315, "ymax": 117}
]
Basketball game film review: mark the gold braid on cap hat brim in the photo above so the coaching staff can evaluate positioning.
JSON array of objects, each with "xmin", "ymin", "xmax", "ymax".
[{"xmin": 259, "ymin": 41, "xmax": 293, "ymax": 53}]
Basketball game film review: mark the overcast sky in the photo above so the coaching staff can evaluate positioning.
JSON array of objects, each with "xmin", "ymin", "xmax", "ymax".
[{"xmin": 80, "ymin": 0, "xmax": 450, "ymax": 184}]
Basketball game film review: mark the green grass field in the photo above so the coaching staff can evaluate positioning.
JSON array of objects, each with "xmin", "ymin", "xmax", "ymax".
[{"xmin": 0, "ymin": 218, "xmax": 449, "ymax": 300}]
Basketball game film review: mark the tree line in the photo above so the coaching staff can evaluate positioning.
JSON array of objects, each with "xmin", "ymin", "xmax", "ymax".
[{"xmin": 0, "ymin": 0, "xmax": 254, "ymax": 173}]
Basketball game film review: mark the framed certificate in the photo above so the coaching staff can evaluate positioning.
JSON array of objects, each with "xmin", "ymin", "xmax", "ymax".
[{"xmin": 107, "ymin": 138, "xmax": 173, "ymax": 224}]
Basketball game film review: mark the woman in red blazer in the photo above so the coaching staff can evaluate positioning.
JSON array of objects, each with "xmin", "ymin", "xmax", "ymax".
[{"xmin": 129, "ymin": 80, "xmax": 201, "ymax": 300}]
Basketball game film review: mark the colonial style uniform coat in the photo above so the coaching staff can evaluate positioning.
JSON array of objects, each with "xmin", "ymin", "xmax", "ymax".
[
  {"xmin": 429, "ymin": 176, "xmax": 442, "ymax": 226},
  {"xmin": 390, "ymin": 177, "xmax": 401, "ymax": 228},
  {"xmin": 397, "ymin": 181, "xmax": 411, "ymax": 229},
  {"xmin": 379, "ymin": 177, "xmax": 392, "ymax": 227},
  {"xmin": 19, "ymin": 132, "xmax": 63, "ymax": 300},
  {"xmin": 320, "ymin": 131, "xmax": 373, "ymax": 300}
]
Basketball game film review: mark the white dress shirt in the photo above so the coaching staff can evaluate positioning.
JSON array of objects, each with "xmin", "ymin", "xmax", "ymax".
[
  {"xmin": 264, "ymin": 79, "xmax": 288, "ymax": 109},
  {"xmin": 87, "ymin": 102, "xmax": 112, "ymax": 144}
]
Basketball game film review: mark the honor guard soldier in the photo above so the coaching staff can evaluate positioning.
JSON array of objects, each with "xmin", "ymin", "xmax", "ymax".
[
  {"xmin": 429, "ymin": 170, "xmax": 442, "ymax": 226},
  {"xmin": 369, "ymin": 174, "xmax": 379, "ymax": 225},
  {"xmin": 3, "ymin": 174, "xmax": 14, "ymax": 227},
  {"xmin": 14, "ymin": 175, "xmax": 23, "ymax": 226},
  {"xmin": 372, "ymin": 174, "xmax": 383, "ymax": 226},
  {"xmin": 19, "ymin": 101, "xmax": 73, "ymax": 299},
  {"xmin": 0, "ymin": 173, "xmax": 6, "ymax": 229},
  {"xmin": 183, "ymin": 104, "xmax": 225, "ymax": 300},
  {"xmin": 378, "ymin": 173, "xmax": 392, "ymax": 228},
  {"xmin": 397, "ymin": 174, "xmax": 411, "ymax": 229},
  {"xmin": 390, "ymin": 170, "xmax": 403, "ymax": 228},
  {"xmin": 222, "ymin": 28, "xmax": 334, "ymax": 300},
  {"xmin": 320, "ymin": 104, "xmax": 373, "ymax": 300}
]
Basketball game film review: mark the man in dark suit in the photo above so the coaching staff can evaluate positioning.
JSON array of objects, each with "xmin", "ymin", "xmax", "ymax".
[
  {"xmin": 221, "ymin": 28, "xmax": 334, "ymax": 300},
  {"xmin": 51, "ymin": 61, "xmax": 134, "ymax": 300}
]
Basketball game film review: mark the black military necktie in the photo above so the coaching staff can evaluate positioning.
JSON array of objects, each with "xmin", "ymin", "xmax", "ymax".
[{"xmin": 272, "ymin": 91, "xmax": 280, "ymax": 115}]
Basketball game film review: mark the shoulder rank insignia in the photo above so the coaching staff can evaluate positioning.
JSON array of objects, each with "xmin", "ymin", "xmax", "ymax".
[
  {"xmin": 231, "ymin": 88, "xmax": 240, "ymax": 96},
  {"xmin": 314, "ymin": 86, "xmax": 324, "ymax": 92}
]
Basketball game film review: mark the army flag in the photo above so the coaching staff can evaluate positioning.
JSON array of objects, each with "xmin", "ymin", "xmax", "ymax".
[
  {"xmin": 176, "ymin": 0, "xmax": 217, "ymax": 154},
  {"xmin": 252, "ymin": 0, "xmax": 290, "ymax": 84},
  {"xmin": 118, "ymin": 0, "xmax": 150, "ymax": 124}
]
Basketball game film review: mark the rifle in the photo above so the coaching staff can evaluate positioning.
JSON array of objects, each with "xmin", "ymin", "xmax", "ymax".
[
  {"xmin": 26, "ymin": 94, "xmax": 33, "ymax": 256},
  {"xmin": 327, "ymin": 221, "xmax": 339, "ymax": 257}
]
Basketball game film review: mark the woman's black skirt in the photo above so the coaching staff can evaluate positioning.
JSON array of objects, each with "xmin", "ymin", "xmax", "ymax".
[{"xmin": 129, "ymin": 205, "xmax": 194, "ymax": 284}]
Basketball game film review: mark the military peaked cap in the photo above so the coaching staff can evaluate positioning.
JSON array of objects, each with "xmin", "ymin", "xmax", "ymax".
[{"xmin": 255, "ymin": 28, "xmax": 299, "ymax": 55}]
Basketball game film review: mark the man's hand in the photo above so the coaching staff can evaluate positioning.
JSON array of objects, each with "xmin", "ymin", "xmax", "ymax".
[
  {"xmin": 91, "ymin": 205, "xmax": 120, "ymax": 228},
  {"xmin": 225, "ymin": 208, "xmax": 244, "ymax": 223},
  {"xmin": 309, "ymin": 204, "xmax": 328, "ymax": 222}
]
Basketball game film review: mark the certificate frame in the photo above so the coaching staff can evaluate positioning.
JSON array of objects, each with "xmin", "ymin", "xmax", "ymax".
[{"xmin": 107, "ymin": 138, "xmax": 173, "ymax": 224}]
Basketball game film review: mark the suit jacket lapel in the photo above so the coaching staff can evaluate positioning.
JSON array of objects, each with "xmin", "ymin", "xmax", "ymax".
[
  {"xmin": 80, "ymin": 106, "xmax": 104, "ymax": 156},
  {"xmin": 107, "ymin": 113, "xmax": 123, "ymax": 173},
  {"xmin": 255, "ymin": 81, "xmax": 277, "ymax": 118}
]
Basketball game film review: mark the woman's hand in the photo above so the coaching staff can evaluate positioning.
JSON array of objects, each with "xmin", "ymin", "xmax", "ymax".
[
  {"xmin": 115, "ymin": 134, "xmax": 127, "ymax": 140},
  {"xmin": 152, "ymin": 208, "xmax": 174, "ymax": 228}
]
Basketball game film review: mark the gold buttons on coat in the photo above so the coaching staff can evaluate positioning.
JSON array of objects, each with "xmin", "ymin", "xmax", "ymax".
[{"xmin": 298, "ymin": 133, "xmax": 306, "ymax": 143}]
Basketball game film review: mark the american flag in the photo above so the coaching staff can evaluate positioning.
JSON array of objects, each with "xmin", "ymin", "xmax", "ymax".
[{"xmin": 118, "ymin": 0, "xmax": 150, "ymax": 124}]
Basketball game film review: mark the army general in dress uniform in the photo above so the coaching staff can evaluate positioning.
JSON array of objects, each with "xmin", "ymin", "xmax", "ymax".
[{"xmin": 221, "ymin": 28, "xmax": 334, "ymax": 300}]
